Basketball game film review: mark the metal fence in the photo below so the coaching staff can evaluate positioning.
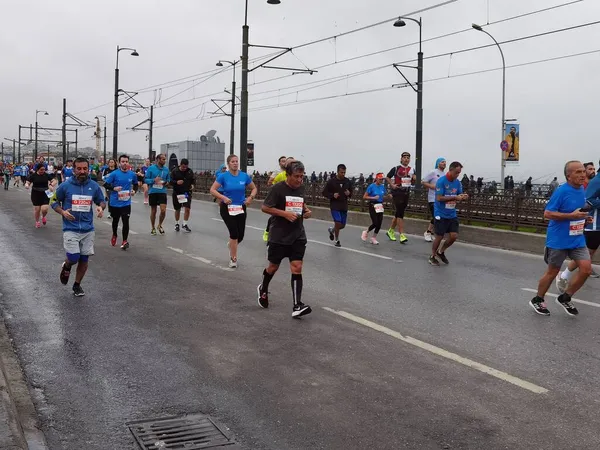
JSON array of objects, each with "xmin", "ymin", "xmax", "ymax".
[{"xmin": 194, "ymin": 175, "xmax": 549, "ymax": 232}]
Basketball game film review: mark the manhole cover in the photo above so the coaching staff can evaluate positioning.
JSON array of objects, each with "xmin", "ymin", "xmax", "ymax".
[{"xmin": 127, "ymin": 414, "xmax": 236, "ymax": 449}]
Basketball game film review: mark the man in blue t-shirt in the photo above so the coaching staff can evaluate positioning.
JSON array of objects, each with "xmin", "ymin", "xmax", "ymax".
[
  {"xmin": 144, "ymin": 154, "xmax": 171, "ymax": 235},
  {"xmin": 429, "ymin": 161, "xmax": 469, "ymax": 266},
  {"xmin": 530, "ymin": 160, "xmax": 592, "ymax": 317}
]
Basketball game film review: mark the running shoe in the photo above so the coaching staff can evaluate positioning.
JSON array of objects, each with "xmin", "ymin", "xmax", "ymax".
[
  {"xmin": 111, "ymin": 235, "xmax": 117, "ymax": 247},
  {"xmin": 335, "ymin": 240, "xmax": 341, "ymax": 248},
  {"xmin": 121, "ymin": 241, "xmax": 129, "ymax": 251},
  {"xmin": 292, "ymin": 302, "xmax": 312, "ymax": 318},
  {"xmin": 428, "ymin": 255, "xmax": 440, "ymax": 266},
  {"xmin": 556, "ymin": 294, "xmax": 579, "ymax": 316},
  {"xmin": 386, "ymin": 228, "xmax": 396, "ymax": 241},
  {"xmin": 72, "ymin": 284, "xmax": 85, "ymax": 297},
  {"xmin": 370, "ymin": 236, "xmax": 379, "ymax": 245},
  {"xmin": 174, "ymin": 223, "xmax": 180, "ymax": 232},
  {"xmin": 529, "ymin": 296, "xmax": 550, "ymax": 316},
  {"xmin": 590, "ymin": 269, "xmax": 600, "ymax": 279},
  {"xmin": 229, "ymin": 258, "xmax": 238, "ymax": 269},
  {"xmin": 35, "ymin": 221, "xmax": 41, "ymax": 228},
  {"xmin": 144, "ymin": 200, "xmax": 149, "ymax": 205},
  {"xmin": 399, "ymin": 233, "xmax": 408, "ymax": 244},
  {"xmin": 424, "ymin": 231, "xmax": 432, "ymax": 242},
  {"xmin": 42, "ymin": 217, "xmax": 47, "ymax": 226},
  {"xmin": 107, "ymin": 214, "xmax": 112, "ymax": 220},
  {"xmin": 151, "ymin": 228, "xmax": 157, "ymax": 236},
  {"xmin": 263, "ymin": 230, "xmax": 269, "ymax": 242},
  {"xmin": 361, "ymin": 230, "xmax": 368, "ymax": 242},
  {"xmin": 555, "ymin": 273, "xmax": 568, "ymax": 294},
  {"xmin": 59, "ymin": 262, "xmax": 71, "ymax": 285},
  {"xmin": 328, "ymin": 227, "xmax": 334, "ymax": 241},
  {"xmin": 257, "ymin": 284, "xmax": 269, "ymax": 309},
  {"xmin": 182, "ymin": 224, "xmax": 191, "ymax": 233},
  {"xmin": 158, "ymin": 225, "xmax": 165, "ymax": 235},
  {"xmin": 437, "ymin": 251, "xmax": 449, "ymax": 264}
]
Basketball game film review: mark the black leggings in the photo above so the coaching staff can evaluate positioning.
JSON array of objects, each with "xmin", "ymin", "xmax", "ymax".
[
  {"xmin": 219, "ymin": 203, "xmax": 247, "ymax": 243},
  {"xmin": 111, "ymin": 205, "xmax": 131, "ymax": 240},
  {"xmin": 368, "ymin": 204, "xmax": 384, "ymax": 234}
]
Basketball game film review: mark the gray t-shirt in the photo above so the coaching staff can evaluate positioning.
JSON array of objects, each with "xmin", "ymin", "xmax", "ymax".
[{"xmin": 423, "ymin": 169, "xmax": 445, "ymax": 203}]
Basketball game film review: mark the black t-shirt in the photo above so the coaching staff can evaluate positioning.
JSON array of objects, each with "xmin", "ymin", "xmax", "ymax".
[
  {"xmin": 27, "ymin": 173, "xmax": 54, "ymax": 192},
  {"xmin": 322, "ymin": 177, "xmax": 353, "ymax": 212},
  {"xmin": 263, "ymin": 182, "xmax": 307, "ymax": 245},
  {"xmin": 171, "ymin": 168, "xmax": 195, "ymax": 194}
]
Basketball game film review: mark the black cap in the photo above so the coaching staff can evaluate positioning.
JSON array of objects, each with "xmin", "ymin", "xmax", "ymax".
[{"xmin": 181, "ymin": 158, "xmax": 189, "ymax": 165}]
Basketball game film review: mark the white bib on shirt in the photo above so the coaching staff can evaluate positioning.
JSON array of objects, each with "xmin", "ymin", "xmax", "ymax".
[
  {"xmin": 285, "ymin": 196, "xmax": 304, "ymax": 215},
  {"xmin": 72, "ymin": 195, "xmax": 92, "ymax": 212},
  {"xmin": 118, "ymin": 190, "xmax": 131, "ymax": 201},
  {"xmin": 445, "ymin": 201, "xmax": 456, "ymax": 210},
  {"xmin": 177, "ymin": 194, "xmax": 188, "ymax": 204},
  {"xmin": 374, "ymin": 203, "xmax": 384, "ymax": 213},
  {"xmin": 569, "ymin": 219, "xmax": 585, "ymax": 236},
  {"xmin": 401, "ymin": 177, "xmax": 412, "ymax": 188},
  {"xmin": 228, "ymin": 204, "xmax": 244, "ymax": 216}
]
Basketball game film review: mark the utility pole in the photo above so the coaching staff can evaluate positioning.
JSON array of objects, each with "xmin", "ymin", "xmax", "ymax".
[
  {"xmin": 1, "ymin": 143, "xmax": 3, "ymax": 162},
  {"xmin": 148, "ymin": 105, "xmax": 154, "ymax": 160},
  {"xmin": 103, "ymin": 123, "xmax": 107, "ymax": 164},
  {"xmin": 12, "ymin": 140, "xmax": 16, "ymax": 163},
  {"xmin": 34, "ymin": 120, "xmax": 38, "ymax": 160},
  {"xmin": 230, "ymin": 79, "xmax": 236, "ymax": 156},
  {"xmin": 62, "ymin": 98, "xmax": 67, "ymax": 163},
  {"xmin": 18, "ymin": 126, "xmax": 21, "ymax": 163},
  {"xmin": 75, "ymin": 129, "xmax": 78, "ymax": 155},
  {"xmin": 415, "ymin": 47, "xmax": 423, "ymax": 186},
  {"xmin": 240, "ymin": 23, "xmax": 249, "ymax": 171}
]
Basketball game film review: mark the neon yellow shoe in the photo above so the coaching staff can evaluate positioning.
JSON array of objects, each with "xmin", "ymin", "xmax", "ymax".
[
  {"xmin": 400, "ymin": 233, "xmax": 408, "ymax": 244},
  {"xmin": 263, "ymin": 230, "xmax": 269, "ymax": 242},
  {"xmin": 386, "ymin": 228, "xmax": 396, "ymax": 241}
]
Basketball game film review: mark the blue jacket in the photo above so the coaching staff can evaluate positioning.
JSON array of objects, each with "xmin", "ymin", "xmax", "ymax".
[
  {"xmin": 585, "ymin": 173, "xmax": 600, "ymax": 231},
  {"xmin": 144, "ymin": 164, "xmax": 170, "ymax": 194},
  {"xmin": 51, "ymin": 177, "xmax": 105, "ymax": 233}
]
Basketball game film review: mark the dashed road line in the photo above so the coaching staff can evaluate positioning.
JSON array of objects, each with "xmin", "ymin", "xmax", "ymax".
[
  {"xmin": 323, "ymin": 307, "xmax": 549, "ymax": 395},
  {"xmin": 521, "ymin": 288, "xmax": 600, "ymax": 308},
  {"xmin": 166, "ymin": 246, "xmax": 232, "ymax": 271},
  {"xmin": 100, "ymin": 221, "xmax": 138, "ymax": 235}
]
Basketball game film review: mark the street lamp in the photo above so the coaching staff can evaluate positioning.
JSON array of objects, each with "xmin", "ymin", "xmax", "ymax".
[
  {"xmin": 240, "ymin": 0, "xmax": 281, "ymax": 172},
  {"xmin": 95, "ymin": 115, "xmax": 107, "ymax": 164},
  {"xmin": 216, "ymin": 60, "xmax": 239, "ymax": 156},
  {"xmin": 113, "ymin": 45, "xmax": 139, "ymax": 159},
  {"xmin": 472, "ymin": 23, "xmax": 506, "ymax": 186},
  {"xmin": 393, "ymin": 16, "xmax": 423, "ymax": 185},
  {"xmin": 35, "ymin": 110, "xmax": 49, "ymax": 160}
]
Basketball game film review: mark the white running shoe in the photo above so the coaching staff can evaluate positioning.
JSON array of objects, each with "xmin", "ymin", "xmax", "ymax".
[
  {"xmin": 424, "ymin": 231, "xmax": 433, "ymax": 242},
  {"xmin": 361, "ymin": 230, "xmax": 368, "ymax": 242},
  {"xmin": 229, "ymin": 258, "xmax": 238, "ymax": 269},
  {"xmin": 555, "ymin": 273, "xmax": 568, "ymax": 294},
  {"xmin": 370, "ymin": 236, "xmax": 379, "ymax": 245}
]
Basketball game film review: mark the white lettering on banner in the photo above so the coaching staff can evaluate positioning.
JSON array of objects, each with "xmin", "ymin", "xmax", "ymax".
[
  {"xmin": 228, "ymin": 204, "xmax": 244, "ymax": 216},
  {"xmin": 118, "ymin": 190, "xmax": 131, "ymax": 201},
  {"xmin": 285, "ymin": 196, "xmax": 304, "ymax": 215},
  {"xmin": 72, "ymin": 194, "xmax": 92, "ymax": 212},
  {"xmin": 177, "ymin": 194, "xmax": 188, "ymax": 204},
  {"xmin": 374, "ymin": 203, "xmax": 384, "ymax": 214},
  {"xmin": 445, "ymin": 201, "xmax": 456, "ymax": 210},
  {"xmin": 401, "ymin": 177, "xmax": 412, "ymax": 188},
  {"xmin": 569, "ymin": 219, "xmax": 585, "ymax": 236},
  {"xmin": 45, "ymin": 189, "xmax": 54, "ymax": 198}
]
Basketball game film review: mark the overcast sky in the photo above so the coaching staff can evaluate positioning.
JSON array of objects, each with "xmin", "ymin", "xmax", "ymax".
[{"xmin": 1, "ymin": 0, "xmax": 599, "ymax": 182}]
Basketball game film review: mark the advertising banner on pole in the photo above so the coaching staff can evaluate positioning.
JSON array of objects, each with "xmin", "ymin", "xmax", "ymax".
[
  {"xmin": 247, "ymin": 142, "xmax": 255, "ymax": 167},
  {"xmin": 503, "ymin": 122, "xmax": 520, "ymax": 164}
]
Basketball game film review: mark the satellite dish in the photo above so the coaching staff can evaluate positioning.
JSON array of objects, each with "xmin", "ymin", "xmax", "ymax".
[{"xmin": 206, "ymin": 130, "xmax": 217, "ymax": 138}]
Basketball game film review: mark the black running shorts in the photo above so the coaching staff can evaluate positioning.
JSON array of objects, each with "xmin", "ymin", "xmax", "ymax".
[
  {"xmin": 148, "ymin": 193, "xmax": 167, "ymax": 206},
  {"xmin": 268, "ymin": 240, "xmax": 307, "ymax": 265},
  {"xmin": 434, "ymin": 218, "xmax": 459, "ymax": 236}
]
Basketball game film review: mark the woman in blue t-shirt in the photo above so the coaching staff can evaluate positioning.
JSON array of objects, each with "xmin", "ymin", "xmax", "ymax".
[
  {"xmin": 210, "ymin": 155, "xmax": 258, "ymax": 268},
  {"xmin": 361, "ymin": 173, "xmax": 388, "ymax": 244}
]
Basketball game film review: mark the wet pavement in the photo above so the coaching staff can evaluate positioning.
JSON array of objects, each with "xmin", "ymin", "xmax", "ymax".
[{"xmin": 1, "ymin": 186, "xmax": 600, "ymax": 449}]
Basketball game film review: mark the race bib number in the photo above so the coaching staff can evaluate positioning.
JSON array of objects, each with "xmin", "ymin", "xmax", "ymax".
[
  {"xmin": 45, "ymin": 189, "xmax": 54, "ymax": 198},
  {"xmin": 445, "ymin": 201, "xmax": 456, "ymax": 210},
  {"xmin": 285, "ymin": 196, "xmax": 304, "ymax": 215},
  {"xmin": 569, "ymin": 219, "xmax": 585, "ymax": 236},
  {"xmin": 374, "ymin": 203, "xmax": 384, "ymax": 213},
  {"xmin": 118, "ymin": 190, "xmax": 131, "ymax": 201},
  {"xmin": 228, "ymin": 204, "xmax": 244, "ymax": 216},
  {"xmin": 152, "ymin": 182, "xmax": 163, "ymax": 190},
  {"xmin": 401, "ymin": 177, "xmax": 412, "ymax": 188},
  {"xmin": 177, "ymin": 194, "xmax": 188, "ymax": 204},
  {"xmin": 72, "ymin": 194, "xmax": 92, "ymax": 212}
]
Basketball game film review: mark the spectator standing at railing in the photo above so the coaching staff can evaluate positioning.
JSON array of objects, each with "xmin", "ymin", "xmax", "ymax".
[
  {"xmin": 367, "ymin": 173, "xmax": 374, "ymax": 185},
  {"xmin": 469, "ymin": 175, "xmax": 476, "ymax": 192},
  {"xmin": 508, "ymin": 176, "xmax": 515, "ymax": 190},
  {"xmin": 358, "ymin": 173, "xmax": 365, "ymax": 187},
  {"xmin": 461, "ymin": 174, "xmax": 469, "ymax": 192},
  {"xmin": 477, "ymin": 177, "xmax": 483, "ymax": 194},
  {"xmin": 318, "ymin": 172, "xmax": 323, "ymax": 182},
  {"xmin": 525, "ymin": 177, "xmax": 533, "ymax": 196},
  {"xmin": 549, "ymin": 177, "xmax": 559, "ymax": 196},
  {"xmin": 310, "ymin": 171, "xmax": 317, "ymax": 183},
  {"xmin": 323, "ymin": 171, "xmax": 329, "ymax": 182}
]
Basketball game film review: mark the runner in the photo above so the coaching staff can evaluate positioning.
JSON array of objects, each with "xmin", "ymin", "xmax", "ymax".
[
  {"xmin": 139, "ymin": 158, "xmax": 152, "ymax": 205},
  {"xmin": 103, "ymin": 154, "xmax": 138, "ymax": 250},
  {"xmin": 12, "ymin": 164, "xmax": 20, "ymax": 187},
  {"xmin": 101, "ymin": 159, "xmax": 117, "ymax": 219},
  {"xmin": 171, "ymin": 158, "xmax": 195, "ymax": 233},
  {"xmin": 323, "ymin": 163, "xmax": 353, "ymax": 247},
  {"xmin": 20, "ymin": 162, "xmax": 29, "ymax": 186},
  {"xmin": 89, "ymin": 156, "xmax": 100, "ymax": 183},
  {"xmin": 263, "ymin": 155, "xmax": 287, "ymax": 242},
  {"xmin": 209, "ymin": 154, "xmax": 258, "ymax": 268},
  {"xmin": 361, "ymin": 172, "xmax": 386, "ymax": 245},
  {"xmin": 530, "ymin": 160, "xmax": 592, "ymax": 316},
  {"xmin": 583, "ymin": 162, "xmax": 595, "ymax": 189},
  {"xmin": 144, "ymin": 153, "xmax": 171, "ymax": 235},
  {"xmin": 51, "ymin": 157, "xmax": 106, "ymax": 297},
  {"xmin": 3, "ymin": 164, "xmax": 10, "ymax": 190},
  {"xmin": 386, "ymin": 152, "xmax": 416, "ymax": 243},
  {"xmin": 422, "ymin": 158, "xmax": 446, "ymax": 242},
  {"xmin": 257, "ymin": 160, "xmax": 313, "ymax": 318},
  {"xmin": 25, "ymin": 164, "xmax": 56, "ymax": 227},
  {"xmin": 62, "ymin": 160, "xmax": 73, "ymax": 183},
  {"xmin": 428, "ymin": 161, "xmax": 469, "ymax": 266}
]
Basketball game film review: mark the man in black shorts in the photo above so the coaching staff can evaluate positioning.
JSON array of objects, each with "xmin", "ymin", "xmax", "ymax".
[
  {"xmin": 257, "ymin": 160, "xmax": 313, "ymax": 318},
  {"xmin": 386, "ymin": 152, "xmax": 416, "ymax": 243},
  {"xmin": 144, "ymin": 153, "xmax": 170, "ymax": 235},
  {"xmin": 170, "ymin": 158, "xmax": 195, "ymax": 233}
]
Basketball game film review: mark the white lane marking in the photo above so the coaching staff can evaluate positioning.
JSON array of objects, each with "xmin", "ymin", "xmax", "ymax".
[
  {"xmin": 132, "ymin": 200, "xmax": 139, "ymax": 204},
  {"xmin": 100, "ymin": 221, "xmax": 138, "ymax": 235},
  {"xmin": 166, "ymin": 246, "xmax": 231, "ymax": 270},
  {"xmin": 521, "ymin": 288, "xmax": 600, "ymax": 308},
  {"xmin": 323, "ymin": 307, "xmax": 548, "ymax": 395},
  {"xmin": 191, "ymin": 256, "xmax": 212, "ymax": 264},
  {"xmin": 167, "ymin": 246, "xmax": 184, "ymax": 254}
]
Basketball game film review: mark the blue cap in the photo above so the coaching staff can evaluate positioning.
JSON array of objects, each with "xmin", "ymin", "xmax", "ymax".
[
  {"xmin": 217, "ymin": 164, "xmax": 226, "ymax": 172},
  {"xmin": 435, "ymin": 157, "xmax": 446, "ymax": 169}
]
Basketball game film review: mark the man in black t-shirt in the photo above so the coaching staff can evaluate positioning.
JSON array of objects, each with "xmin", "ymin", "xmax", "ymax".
[
  {"xmin": 258, "ymin": 160, "xmax": 313, "ymax": 318},
  {"xmin": 170, "ymin": 158, "xmax": 195, "ymax": 232}
]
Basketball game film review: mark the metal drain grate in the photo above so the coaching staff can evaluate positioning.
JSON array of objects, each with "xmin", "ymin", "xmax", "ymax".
[{"xmin": 127, "ymin": 414, "xmax": 236, "ymax": 449}]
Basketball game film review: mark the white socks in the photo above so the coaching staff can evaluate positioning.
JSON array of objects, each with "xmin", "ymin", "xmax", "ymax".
[{"xmin": 560, "ymin": 268, "xmax": 575, "ymax": 281}]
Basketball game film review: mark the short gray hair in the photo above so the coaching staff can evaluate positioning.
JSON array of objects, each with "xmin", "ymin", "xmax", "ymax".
[{"xmin": 564, "ymin": 160, "xmax": 581, "ymax": 179}]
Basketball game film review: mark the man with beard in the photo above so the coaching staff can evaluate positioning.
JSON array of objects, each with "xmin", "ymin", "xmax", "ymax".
[{"xmin": 583, "ymin": 162, "xmax": 595, "ymax": 189}]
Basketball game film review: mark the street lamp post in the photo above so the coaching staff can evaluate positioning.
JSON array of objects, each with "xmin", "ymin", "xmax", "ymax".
[
  {"xmin": 113, "ymin": 46, "xmax": 139, "ymax": 160},
  {"xmin": 95, "ymin": 115, "xmax": 107, "ymax": 163},
  {"xmin": 216, "ymin": 60, "xmax": 239, "ymax": 156},
  {"xmin": 472, "ymin": 23, "xmax": 506, "ymax": 186},
  {"xmin": 394, "ymin": 16, "xmax": 423, "ymax": 185},
  {"xmin": 240, "ymin": 0, "xmax": 281, "ymax": 172},
  {"xmin": 34, "ymin": 109, "xmax": 49, "ymax": 161}
]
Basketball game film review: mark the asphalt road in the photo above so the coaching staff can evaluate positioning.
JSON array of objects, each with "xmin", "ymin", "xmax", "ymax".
[{"xmin": 1, "ymin": 186, "xmax": 600, "ymax": 449}]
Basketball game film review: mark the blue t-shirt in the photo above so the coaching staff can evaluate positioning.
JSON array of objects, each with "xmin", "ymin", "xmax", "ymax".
[
  {"xmin": 216, "ymin": 171, "xmax": 252, "ymax": 205},
  {"xmin": 21, "ymin": 165, "xmax": 30, "ymax": 177},
  {"xmin": 13, "ymin": 166, "xmax": 20, "ymax": 176},
  {"xmin": 104, "ymin": 169, "xmax": 138, "ymax": 208},
  {"xmin": 545, "ymin": 183, "xmax": 587, "ymax": 249},
  {"xmin": 62, "ymin": 166, "xmax": 73, "ymax": 179},
  {"xmin": 366, "ymin": 183, "xmax": 386, "ymax": 203},
  {"xmin": 434, "ymin": 175, "xmax": 463, "ymax": 219},
  {"xmin": 144, "ymin": 164, "xmax": 171, "ymax": 194}
]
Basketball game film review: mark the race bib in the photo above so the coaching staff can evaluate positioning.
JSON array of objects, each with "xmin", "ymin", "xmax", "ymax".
[
  {"xmin": 445, "ymin": 201, "xmax": 456, "ymax": 210},
  {"xmin": 118, "ymin": 190, "xmax": 131, "ymax": 201},
  {"xmin": 152, "ymin": 182, "xmax": 163, "ymax": 190},
  {"xmin": 228, "ymin": 204, "xmax": 244, "ymax": 216},
  {"xmin": 72, "ymin": 194, "xmax": 92, "ymax": 212},
  {"xmin": 374, "ymin": 203, "xmax": 384, "ymax": 213},
  {"xmin": 177, "ymin": 194, "xmax": 188, "ymax": 204},
  {"xmin": 45, "ymin": 189, "xmax": 54, "ymax": 198},
  {"xmin": 569, "ymin": 219, "xmax": 585, "ymax": 236},
  {"xmin": 285, "ymin": 196, "xmax": 304, "ymax": 215},
  {"xmin": 401, "ymin": 177, "xmax": 412, "ymax": 188}
]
